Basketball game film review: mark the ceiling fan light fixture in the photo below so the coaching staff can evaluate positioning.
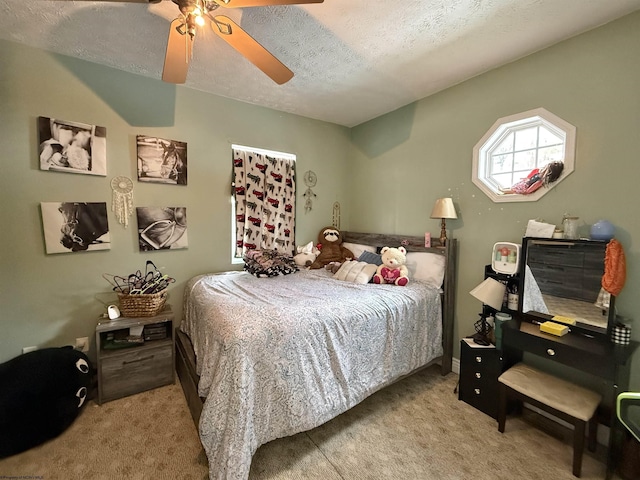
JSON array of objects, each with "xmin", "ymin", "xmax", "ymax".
[
  {"xmin": 160, "ymin": 0, "xmax": 323, "ymax": 85},
  {"xmin": 212, "ymin": 17, "xmax": 232, "ymax": 36},
  {"xmin": 185, "ymin": 14, "xmax": 198, "ymax": 38}
]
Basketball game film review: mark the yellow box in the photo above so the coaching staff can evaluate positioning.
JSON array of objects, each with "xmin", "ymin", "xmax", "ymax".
[
  {"xmin": 551, "ymin": 315, "xmax": 577, "ymax": 326},
  {"xmin": 540, "ymin": 321, "xmax": 570, "ymax": 336}
]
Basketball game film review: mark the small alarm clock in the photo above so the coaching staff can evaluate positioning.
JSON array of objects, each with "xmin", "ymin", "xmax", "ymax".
[{"xmin": 491, "ymin": 242, "xmax": 521, "ymax": 275}]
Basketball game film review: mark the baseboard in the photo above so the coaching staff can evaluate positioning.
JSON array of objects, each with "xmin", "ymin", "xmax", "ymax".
[{"xmin": 452, "ymin": 356, "xmax": 460, "ymax": 374}]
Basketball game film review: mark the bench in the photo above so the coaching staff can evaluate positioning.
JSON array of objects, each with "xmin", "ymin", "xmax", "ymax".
[{"xmin": 497, "ymin": 362, "xmax": 602, "ymax": 477}]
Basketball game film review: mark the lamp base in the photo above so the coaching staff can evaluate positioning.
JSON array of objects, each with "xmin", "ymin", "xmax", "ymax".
[
  {"xmin": 439, "ymin": 218, "xmax": 447, "ymax": 245},
  {"xmin": 471, "ymin": 332, "xmax": 490, "ymax": 346},
  {"xmin": 473, "ymin": 314, "xmax": 493, "ymax": 346}
]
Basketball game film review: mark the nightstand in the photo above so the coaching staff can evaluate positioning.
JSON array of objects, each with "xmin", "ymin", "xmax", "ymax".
[
  {"xmin": 95, "ymin": 307, "xmax": 174, "ymax": 404},
  {"xmin": 458, "ymin": 338, "xmax": 503, "ymax": 419}
]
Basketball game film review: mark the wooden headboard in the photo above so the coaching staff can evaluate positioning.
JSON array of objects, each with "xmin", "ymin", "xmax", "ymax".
[{"xmin": 342, "ymin": 232, "xmax": 457, "ymax": 375}]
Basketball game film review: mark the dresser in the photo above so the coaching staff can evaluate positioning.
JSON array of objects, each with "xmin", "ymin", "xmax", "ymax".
[
  {"xmin": 502, "ymin": 318, "xmax": 638, "ymax": 479},
  {"xmin": 458, "ymin": 338, "xmax": 503, "ymax": 419}
]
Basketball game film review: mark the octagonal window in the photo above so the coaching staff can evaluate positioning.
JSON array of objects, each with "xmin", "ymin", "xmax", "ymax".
[{"xmin": 472, "ymin": 108, "xmax": 576, "ymax": 203}]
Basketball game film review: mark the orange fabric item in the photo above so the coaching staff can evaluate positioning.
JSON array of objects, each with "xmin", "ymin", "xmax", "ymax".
[{"xmin": 602, "ymin": 239, "xmax": 626, "ymax": 296}]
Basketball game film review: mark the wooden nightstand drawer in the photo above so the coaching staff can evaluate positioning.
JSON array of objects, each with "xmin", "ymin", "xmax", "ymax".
[
  {"xmin": 96, "ymin": 309, "xmax": 175, "ymax": 404},
  {"xmin": 100, "ymin": 341, "xmax": 173, "ymax": 402}
]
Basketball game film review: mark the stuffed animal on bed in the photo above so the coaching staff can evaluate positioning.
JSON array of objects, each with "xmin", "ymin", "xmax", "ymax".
[
  {"xmin": 293, "ymin": 241, "xmax": 321, "ymax": 268},
  {"xmin": 324, "ymin": 261, "xmax": 343, "ymax": 274},
  {"xmin": 0, "ymin": 346, "xmax": 93, "ymax": 458},
  {"xmin": 373, "ymin": 246, "xmax": 409, "ymax": 286},
  {"xmin": 309, "ymin": 226, "xmax": 355, "ymax": 269}
]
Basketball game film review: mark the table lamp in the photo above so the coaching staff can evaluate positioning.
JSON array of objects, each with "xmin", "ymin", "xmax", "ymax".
[
  {"xmin": 469, "ymin": 277, "xmax": 506, "ymax": 345},
  {"xmin": 430, "ymin": 198, "xmax": 457, "ymax": 245}
]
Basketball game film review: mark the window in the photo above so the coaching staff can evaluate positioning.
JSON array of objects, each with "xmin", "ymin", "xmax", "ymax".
[
  {"xmin": 472, "ymin": 108, "xmax": 576, "ymax": 203},
  {"xmin": 231, "ymin": 144, "xmax": 296, "ymax": 262}
]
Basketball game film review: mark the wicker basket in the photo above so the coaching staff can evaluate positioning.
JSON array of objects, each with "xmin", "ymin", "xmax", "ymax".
[{"xmin": 117, "ymin": 288, "xmax": 168, "ymax": 318}]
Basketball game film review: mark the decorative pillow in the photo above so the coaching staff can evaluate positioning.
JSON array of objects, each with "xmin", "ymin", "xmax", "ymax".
[
  {"xmin": 341, "ymin": 242, "xmax": 376, "ymax": 260},
  {"xmin": 243, "ymin": 249, "xmax": 298, "ymax": 278},
  {"xmin": 405, "ymin": 252, "xmax": 446, "ymax": 287},
  {"xmin": 333, "ymin": 260, "xmax": 378, "ymax": 284},
  {"xmin": 358, "ymin": 250, "xmax": 383, "ymax": 266},
  {"xmin": 0, "ymin": 347, "xmax": 93, "ymax": 459}
]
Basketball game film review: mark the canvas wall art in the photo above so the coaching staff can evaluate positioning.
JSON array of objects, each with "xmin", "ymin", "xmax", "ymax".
[
  {"xmin": 136, "ymin": 135, "xmax": 187, "ymax": 185},
  {"xmin": 38, "ymin": 117, "xmax": 107, "ymax": 176},
  {"xmin": 136, "ymin": 207, "xmax": 188, "ymax": 251},
  {"xmin": 41, "ymin": 202, "xmax": 110, "ymax": 254}
]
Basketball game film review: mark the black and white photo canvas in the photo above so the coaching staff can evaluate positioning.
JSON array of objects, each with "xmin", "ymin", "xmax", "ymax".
[
  {"xmin": 137, "ymin": 135, "xmax": 187, "ymax": 185},
  {"xmin": 38, "ymin": 117, "xmax": 107, "ymax": 176},
  {"xmin": 41, "ymin": 202, "xmax": 111, "ymax": 254},
  {"xmin": 136, "ymin": 207, "xmax": 188, "ymax": 251}
]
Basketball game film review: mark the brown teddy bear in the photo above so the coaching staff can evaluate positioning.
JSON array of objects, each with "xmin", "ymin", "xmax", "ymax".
[{"xmin": 309, "ymin": 226, "xmax": 355, "ymax": 269}]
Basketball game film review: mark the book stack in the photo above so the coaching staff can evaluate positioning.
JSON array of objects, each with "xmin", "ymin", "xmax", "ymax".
[
  {"xmin": 103, "ymin": 330, "xmax": 144, "ymax": 349},
  {"xmin": 143, "ymin": 323, "xmax": 168, "ymax": 341}
]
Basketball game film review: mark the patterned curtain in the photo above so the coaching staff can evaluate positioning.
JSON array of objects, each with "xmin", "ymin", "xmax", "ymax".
[{"xmin": 232, "ymin": 147, "xmax": 296, "ymax": 258}]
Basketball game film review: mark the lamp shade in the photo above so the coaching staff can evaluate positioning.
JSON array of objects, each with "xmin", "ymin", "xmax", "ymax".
[
  {"xmin": 430, "ymin": 198, "xmax": 457, "ymax": 219},
  {"xmin": 470, "ymin": 277, "xmax": 506, "ymax": 311}
]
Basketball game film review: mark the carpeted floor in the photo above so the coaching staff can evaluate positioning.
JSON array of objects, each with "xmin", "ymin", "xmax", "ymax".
[{"xmin": 0, "ymin": 365, "xmax": 624, "ymax": 480}]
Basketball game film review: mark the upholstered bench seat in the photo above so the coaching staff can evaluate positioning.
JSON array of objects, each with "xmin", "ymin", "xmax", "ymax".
[{"xmin": 498, "ymin": 363, "xmax": 602, "ymax": 477}]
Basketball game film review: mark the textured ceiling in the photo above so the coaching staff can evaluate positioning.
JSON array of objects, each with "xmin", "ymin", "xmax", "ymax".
[{"xmin": 1, "ymin": 0, "xmax": 639, "ymax": 127}]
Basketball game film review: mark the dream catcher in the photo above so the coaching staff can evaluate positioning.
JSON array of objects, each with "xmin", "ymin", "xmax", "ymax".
[
  {"xmin": 303, "ymin": 170, "xmax": 317, "ymax": 213},
  {"xmin": 110, "ymin": 176, "xmax": 134, "ymax": 228},
  {"xmin": 332, "ymin": 201, "xmax": 341, "ymax": 229}
]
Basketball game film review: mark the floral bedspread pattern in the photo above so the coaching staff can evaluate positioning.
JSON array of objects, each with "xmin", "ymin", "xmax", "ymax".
[{"xmin": 181, "ymin": 269, "xmax": 443, "ymax": 480}]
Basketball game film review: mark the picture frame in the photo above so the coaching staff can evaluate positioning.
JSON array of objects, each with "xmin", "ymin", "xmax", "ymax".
[
  {"xmin": 136, "ymin": 207, "xmax": 188, "ymax": 251},
  {"xmin": 38, "ymin": 117, "xmax": 107, "ymax": 176},
  {"xmin": 41, "ymin": 202, "xmax": 110, "ymax": 254},
  {"xmin": 136, "ymin": 135, "xmax": 187, "ymax": 185}
]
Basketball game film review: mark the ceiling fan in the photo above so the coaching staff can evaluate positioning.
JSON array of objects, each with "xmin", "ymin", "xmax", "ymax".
[{"xmin": 85, "ymin": 0, "xmax": 324, "ymax": 85}]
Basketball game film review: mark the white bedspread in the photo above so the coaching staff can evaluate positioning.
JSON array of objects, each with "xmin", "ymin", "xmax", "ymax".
[{"xmin": 181, "ymin": 268, "xmax": 443, "ymax": 480}]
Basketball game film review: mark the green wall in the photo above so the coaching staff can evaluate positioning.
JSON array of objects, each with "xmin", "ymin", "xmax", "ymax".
[
  {"xmin": 350, "ymin": 12, "xmax": 640, "ymax": 387},
  {"xmin": 0, "ymin": 39, "xmax": 351, "ymax": 362},
  {"xmin": 1, "ymin": 12, "xmax": 639, "ymax": 390}
]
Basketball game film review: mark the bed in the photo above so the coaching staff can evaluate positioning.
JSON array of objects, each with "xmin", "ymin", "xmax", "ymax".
[{"xmin": 176, "ymin": 232, "xmax": 457, "ymax": 480}]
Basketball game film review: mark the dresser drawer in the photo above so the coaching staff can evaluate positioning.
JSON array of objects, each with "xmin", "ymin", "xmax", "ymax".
[
  {"xmin": 503, "ymin": 324, "xmax": 614, "ymax": 378},
  {"xmin": 528, "ymin": 262, "xmax": 583, "ymax": 299},
  {"xmin": 527, "ymin": 245, "xmax": 584, "ymax": 267},
  {"xmin": 459, "ymin": 340, "xmax": 502, "ymax": 419},
  {"xmin": 100, "ymin": 342, "xmax": 174, "ymax": 402}
]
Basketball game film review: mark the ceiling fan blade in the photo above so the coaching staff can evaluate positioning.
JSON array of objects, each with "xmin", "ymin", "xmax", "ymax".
[
  {"xmin": 70, "ymin": 0, "xmax": 161, "ymax": 3},
  {"xmin": 212, "ymin": 0, "xmax": 323, "ymax": 7},
  {"xmin": 210, "ymin": 15, "xmax": 293, "ymax": 85},
  {"xmin": 162, "ymin": 18, "xmax": 193, "ymax": 84}
]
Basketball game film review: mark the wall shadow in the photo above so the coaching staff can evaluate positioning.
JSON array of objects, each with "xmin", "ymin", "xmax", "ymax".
[
  {"xmin": 44, "ymin": 4, "xmax": 178, "ymax": 127},
  {"xmin": 350, "ymin": 102, "xmax": 417, "ymax": 157},
  {"xmin": 55, "ymin": 53, "xmax": 178, "ymax": 127}
]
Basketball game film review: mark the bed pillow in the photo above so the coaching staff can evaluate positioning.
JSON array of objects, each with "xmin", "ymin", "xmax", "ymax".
[
  {"xmin": 358, "ymin": 250, "xmax": 383, "ymax": 266},
  {"xmin": 341, "ymin": 242, "xmax": 376, "ymax": 260},
  {"xmin": 333, "ymin": 260, "xmax": 378, "ymax": 284},
  {"xmin": 243, "ymin": 249, "xmax": 298, "ymax": 277},
  {"xmin": 405, "ymin": 252, "xmax": 446, "ymax": 287}
]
